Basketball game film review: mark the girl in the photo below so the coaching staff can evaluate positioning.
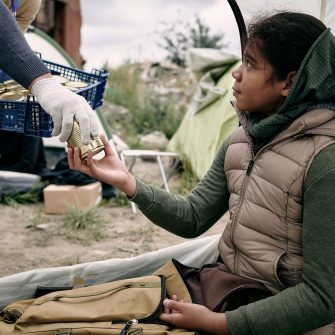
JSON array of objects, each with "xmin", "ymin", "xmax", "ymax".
[{"xmin": 68, "ymin": 12, "xmax": 335, "ymax": 335}]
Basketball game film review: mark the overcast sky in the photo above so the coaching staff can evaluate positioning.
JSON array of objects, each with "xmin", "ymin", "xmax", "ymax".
[{"xmin": 80, "ymin": 0, "xmax": 241, "ymax": 70}]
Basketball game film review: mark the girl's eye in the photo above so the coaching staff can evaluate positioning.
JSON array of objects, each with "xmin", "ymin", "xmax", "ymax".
[{"xmin": 243, "ymin": 58, "xmax": 253, "ymax": 69}]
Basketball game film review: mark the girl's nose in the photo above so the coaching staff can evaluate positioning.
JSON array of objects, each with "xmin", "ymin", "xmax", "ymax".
[{"xmin": 232, "ymin": 66, "xmax": 242, "ymax": 81}]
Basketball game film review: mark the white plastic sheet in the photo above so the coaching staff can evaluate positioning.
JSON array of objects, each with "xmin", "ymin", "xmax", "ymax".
[{"xmin": 0, "ymin": 234, "xmax": 220, "ymax": 309}]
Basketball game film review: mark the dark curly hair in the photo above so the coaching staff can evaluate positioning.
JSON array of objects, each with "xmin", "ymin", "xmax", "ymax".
[{"xmin": 248, "ymin": 12, "xmax": 327, "ymax": 80}]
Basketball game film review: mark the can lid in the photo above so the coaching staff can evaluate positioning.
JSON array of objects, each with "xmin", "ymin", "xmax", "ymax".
[
  {"xmin": 6, "ymin": 84, "xmax": 25, "ymax": 91},
  {"xmin": 0, "ymin": 92, "xmax": 25, "ymax": 101},
  {"xmin": 3, "ymin": 79, "xmax": 16, "ymax": 86},
  {"xmin": 65, "ymin": 81, "xmax": 88, "ymax": 89},
  {"xmin": 52, "ymin": 75, "xmax": 69, "ymax": 85}
]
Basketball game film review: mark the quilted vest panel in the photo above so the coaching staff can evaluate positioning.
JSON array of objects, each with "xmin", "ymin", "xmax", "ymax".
[{"xmin": 219, "ymin": 109, "xmax": 335, "ymax": 294}]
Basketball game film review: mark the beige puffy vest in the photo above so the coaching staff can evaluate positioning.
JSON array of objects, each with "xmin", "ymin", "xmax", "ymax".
[{"xmin": 219, "ymin": 108, "xmax": 335, "ymax": 335}]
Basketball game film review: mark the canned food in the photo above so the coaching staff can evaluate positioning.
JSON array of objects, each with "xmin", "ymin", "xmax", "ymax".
[
  {"xmin": 3, "ymin": 79, "xmax": 16, "ymax": 86},
  {"xmin": 65, "ymin": 81, "xmax": 88, "ymax": 89},
  {"xmin": 0, "ymin": 92, "xmax": 26, "ymax": 101},
  {"xmin": 6, "ymin": 84, "xmax": 24, "ymax": 91},
  {"xmin": 67, "ymin": 120, "xmax": 104, "ymax": 160},
  {"xmin": 64, "ymin": 86, "xmax": 79, "ymax": 92},
  {"xmin": 52, "ymin": 75, "xmax": 69, "ymax": 85}
]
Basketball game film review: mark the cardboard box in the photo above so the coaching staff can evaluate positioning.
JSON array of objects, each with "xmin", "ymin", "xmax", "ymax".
[{"xmin": 43, "ymin": 182, "xmax": 102, "ymax": 214}]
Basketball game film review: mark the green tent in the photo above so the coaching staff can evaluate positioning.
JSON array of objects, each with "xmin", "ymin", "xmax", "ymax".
[{"xmin": 168, "ymin": 49, "xmax": 240, "ymax": 179}]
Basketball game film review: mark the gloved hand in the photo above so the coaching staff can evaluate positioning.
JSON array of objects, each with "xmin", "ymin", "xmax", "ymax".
[{"xmin": 31, "ymin": 78, "xmax": 99, "ymax": 144}]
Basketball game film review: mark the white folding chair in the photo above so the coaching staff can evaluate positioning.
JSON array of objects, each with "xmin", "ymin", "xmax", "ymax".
[{"xmin": 111, "ymin": 135, "xmax": 180, "ymax": 213}]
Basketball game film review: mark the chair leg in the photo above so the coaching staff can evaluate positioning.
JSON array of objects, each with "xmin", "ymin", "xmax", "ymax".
[{"xmin": 156, "ymin": 156, "xmax": 170, "ymax": 192}]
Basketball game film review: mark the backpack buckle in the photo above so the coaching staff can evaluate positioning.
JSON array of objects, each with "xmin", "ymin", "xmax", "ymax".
[{"xmin": 55, "ymin": 329, "xmax": 71, "ymax": 335}]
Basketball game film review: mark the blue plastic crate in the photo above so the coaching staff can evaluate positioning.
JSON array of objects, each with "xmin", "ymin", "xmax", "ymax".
[
  {"xmin": 43, "ymin": 60, "xmax": 109, "ymax": 109},
  {"xmin": 0, "ymin": 61, "xmax": 109, "ymax": 137},
  {"xmin": 0, "ymin": 100, "xmax": 27, "ymax": 133},
  {"xmin": 0, "ymin": 98, "xmax": 53, "ymax": 137}
]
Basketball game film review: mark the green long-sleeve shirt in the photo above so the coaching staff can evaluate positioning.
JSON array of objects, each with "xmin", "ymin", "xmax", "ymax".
[{"xmin": 131, "ymin": 139, "xmax": 335, "ymax": 334}]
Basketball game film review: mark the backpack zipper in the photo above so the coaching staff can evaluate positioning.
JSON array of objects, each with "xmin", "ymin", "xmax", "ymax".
[
  {"xmin": 33, "ymin": 281, "xmax": 161, "ymax": 306},
  {"xmin": 120, "ymin": 319, "xmax": 139, "ymax": 335},
  {"xmin": 0, "ymin": 307, "xmax": 23, "ymax": 324},
  {"xmin": 55, "ymin": 329, "xmax": 71, "ymax": 335}
]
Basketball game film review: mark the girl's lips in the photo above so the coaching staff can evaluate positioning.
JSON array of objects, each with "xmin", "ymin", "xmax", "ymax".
[{"xmin": 232, "ymin": 87, "xmax": 240, "ymax": 97}]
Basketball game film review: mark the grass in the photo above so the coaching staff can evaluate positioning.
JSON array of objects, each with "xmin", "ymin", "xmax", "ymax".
[
  {"xmin": 0, "ymin": 183, "xmax": 43, "ymax": 205},
  {"xmin": 62, "ymin": 205, "xmax": 106, "ymax": 242},
  {"xmin": 103, "ymin": 60, "xmax": 189, "ymax": 142},
  {"xmin": 26, "ymin": 208, "xmax": 44, "ymax": 230},
  {"xmin": 103, "ymin": 193, "xmax": 130, "ymax": 207},
  {"xmin": 177, "ymin": 162, "xmax": 199, "ymax": 195}
]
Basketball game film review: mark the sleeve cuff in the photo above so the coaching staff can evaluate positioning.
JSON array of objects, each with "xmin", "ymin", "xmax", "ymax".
[
  {"xmin": 226, "ymin": 306, "xmax": 254, "ymax": 335},
  {"xmin": 128, "ymin": 178, "xmax": 154, "ymax": 210}
]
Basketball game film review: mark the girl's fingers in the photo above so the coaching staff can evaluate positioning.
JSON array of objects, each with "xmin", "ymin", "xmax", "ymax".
[
  {"xmin": 100, "ymin": 134, "xmax": 114, "ymax": 157},
  {"xmin": 86, "ymin": 149, "xmax": 94, "ymax": 168},
  {"xmin": 165, "ymin": 299, "xmax": 183, "ymax": 313},
  {"xmin": 162, "ymin": 299, "xmax": 171, "ymax": 314},
  {"xmin": 73, "ymin": 147, "xmax": 83, "ymax": 170},
  {"xmin": 67, "ymin": 146, "xmax": 74, "ymax": 169},
  {"xmin": 171, "ymin": 295, "xmax": 180, "ymax": 313}
]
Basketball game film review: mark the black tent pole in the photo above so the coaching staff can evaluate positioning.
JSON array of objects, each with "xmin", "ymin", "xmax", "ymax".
[{"xmin": 227, "ymin": 0, "xmax": 248, "ymax": 55}]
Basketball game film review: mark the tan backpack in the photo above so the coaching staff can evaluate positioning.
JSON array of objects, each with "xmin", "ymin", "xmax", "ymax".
[
  {"xmin": 0, "ymin": 261, "xmax": 195, "ymax": 335},
  {"xmin": 0, "ymin": 259, "xmax": 271, "ymax": 335}
]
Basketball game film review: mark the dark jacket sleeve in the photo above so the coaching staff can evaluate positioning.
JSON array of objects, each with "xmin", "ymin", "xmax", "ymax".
[{"xmin": 0, "ymin": 2, "xmax": 49, "ymax": 88}]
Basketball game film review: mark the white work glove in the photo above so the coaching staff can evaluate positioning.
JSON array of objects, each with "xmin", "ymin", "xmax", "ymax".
[{"xmin": 31, "ymin": 78, "xmax": 99, "ymax": 144}]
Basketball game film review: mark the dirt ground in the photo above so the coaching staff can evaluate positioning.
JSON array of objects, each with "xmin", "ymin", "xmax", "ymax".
[{"xmin": 0, "ymin": 158, "xmax": 228, "ymax": 278}]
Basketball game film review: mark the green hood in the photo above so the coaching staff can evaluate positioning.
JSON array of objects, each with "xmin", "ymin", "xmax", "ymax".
[{"xmin": 245, "ymin": 28, "xmax": 335, "ymax": 150}]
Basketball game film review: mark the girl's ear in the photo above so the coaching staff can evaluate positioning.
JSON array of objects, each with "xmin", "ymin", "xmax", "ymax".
[{"xmin": 281, "ymin": 71, "xmax": 297, "ymax": 97}]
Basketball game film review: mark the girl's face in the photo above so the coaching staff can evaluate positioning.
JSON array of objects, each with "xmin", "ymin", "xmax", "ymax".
[{"xmin": 232, "ymin": 39, "xmax": 292, "ymax": 116}]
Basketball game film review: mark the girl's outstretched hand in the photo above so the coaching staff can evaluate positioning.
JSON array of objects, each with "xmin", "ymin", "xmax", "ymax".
[
  {"xmin": 67, "ymin": 134, "xmax": 136, "ymax": 197},
  {"xmin": 160, "ymin": 297, "xmax": 230, "ymax": 335}
]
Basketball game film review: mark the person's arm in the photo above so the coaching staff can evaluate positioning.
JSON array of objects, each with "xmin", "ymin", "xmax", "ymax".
[
  {"xmin": 0, "ymin": 1, "xmax": 49, "ymax": 88},
  {"xmin": 68, "ymin": 134, "xmax": 231, "ymax": 237},
  {"xmin": 224, "ymin": 144, "xmax": 335, "ymax": 335},
  {"xmin": 0, "ymin": 2, "xmax": 99, "ymax": 144},
  {"xmin": 2, "ymin": 0, "xmax": 41, "ymax": 33}
]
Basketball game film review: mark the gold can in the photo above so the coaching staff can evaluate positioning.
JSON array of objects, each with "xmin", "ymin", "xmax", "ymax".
[
  {"xmin": 52, "ymin": 75, "xmax": 69, "ymax": 85},
  {"xmin": 6, "ymin": 84, "xmax": 24, "ymax": 91},
  {"xmin": 67, "ymin": 119, "xmax": 104, "ymax": 160},
  {"xmin": 0, "ymin": 91, "xmax": 26, "ymax": 101},
  {"xmin": 64, "ymin": 86, "xmax": 78, "ymax": 92},
  {"xmin": 3, "ymin": 79, "xmax": 16, "ymax": 86},
  {"xmin": 0, "ymin": 85, "xmax": 6, "ymax": 95},
  {"xmin": 65, "ymin": 81, "xmax": 88, "ymax": 89}
]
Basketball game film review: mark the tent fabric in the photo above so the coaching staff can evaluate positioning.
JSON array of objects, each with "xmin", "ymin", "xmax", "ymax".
[
  {"xmin": 0, "ymin": 234, "xmax": 220, "ymax": 309},
  {"xmin": 168, "ymin": 49, "xmax": 240, "ymax": 179},
  {"xmin": 0, "ymin": 171, "xmax": 40, "ymax": 195},
  {"xmin": 236, "ymin": 0, "xmax": 335, "ymax": 32},
  {"xmin": 25, "ymin": 27, "xmax": 76, "ymax": 68}
]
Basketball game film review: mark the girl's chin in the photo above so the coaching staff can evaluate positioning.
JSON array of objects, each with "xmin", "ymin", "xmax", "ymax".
[{"xmin": 235, "ymin": 101, "xmax": 246, "ymax": 111}]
